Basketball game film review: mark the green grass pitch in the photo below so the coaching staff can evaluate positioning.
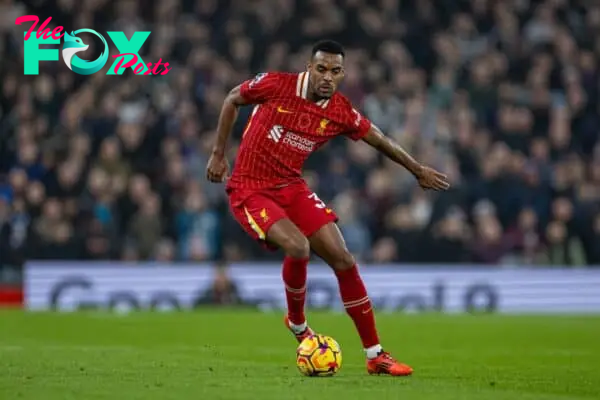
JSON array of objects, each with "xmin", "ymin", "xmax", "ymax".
[{"xmin": 1, "ymin": 310, "xmax": 599, "ymax": 400}]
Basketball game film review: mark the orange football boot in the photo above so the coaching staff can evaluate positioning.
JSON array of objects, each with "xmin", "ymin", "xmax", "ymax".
[
  {"xmin": 367, "ymin": 351, "xmax": 413, "ymax": 376},
  {"xmin": 284, "ymin": 315, "xmax": 315, "ymax": 343}
]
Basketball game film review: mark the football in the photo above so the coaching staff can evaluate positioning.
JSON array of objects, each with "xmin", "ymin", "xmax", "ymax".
[{"xmin": 296, "ymin": 334, "xmax": 342, "ymax": 377}]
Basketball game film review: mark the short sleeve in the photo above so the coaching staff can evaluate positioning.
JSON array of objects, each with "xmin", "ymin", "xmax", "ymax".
[
  {"xmin": 239, "ymin": 72, "xmax": 280, "ymax": 103},
  {"xmin": 345, "ymin": 107, "xmax": 372, "ymax": 141}
]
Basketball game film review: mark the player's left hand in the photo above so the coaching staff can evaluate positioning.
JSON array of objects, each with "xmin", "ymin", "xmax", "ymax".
[{"xmin": 415, "ymin": 165, "xmax": 451, "ymax": 191}]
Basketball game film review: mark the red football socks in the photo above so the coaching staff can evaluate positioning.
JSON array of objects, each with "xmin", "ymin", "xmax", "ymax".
[
  {"xmin": 335, "ymin": 265, "xmax": 380, "ymax": 348},
  {"xmin": 282, "ymin": 256, "xmax": 309, "ymax": 325}
]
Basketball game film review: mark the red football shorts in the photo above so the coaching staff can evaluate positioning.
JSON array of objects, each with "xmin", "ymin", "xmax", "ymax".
[{"xmin": 226, "ymin": 182, "xmax": 338, "ymax": 250}]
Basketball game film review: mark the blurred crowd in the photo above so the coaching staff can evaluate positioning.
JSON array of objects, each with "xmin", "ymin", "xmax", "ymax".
[{"xmin": 0, "ymin": 0, "xmax": 599, "ymax": 267}]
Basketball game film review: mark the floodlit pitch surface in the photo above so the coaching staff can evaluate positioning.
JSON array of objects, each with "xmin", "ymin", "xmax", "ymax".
[{"xmin": 1, "ymin": 310, "xmax": 599, "ymax": 400}]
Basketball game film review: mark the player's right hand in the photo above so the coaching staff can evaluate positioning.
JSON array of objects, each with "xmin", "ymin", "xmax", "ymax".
[{"xmin": 206, "ymin": 152, "xmax": 230, "ymax": 183}]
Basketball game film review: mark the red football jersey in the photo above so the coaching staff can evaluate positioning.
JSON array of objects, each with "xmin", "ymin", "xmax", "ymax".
[{"xmin": 226, "ymin": 71, "xmax": 372, "ymax": 190}]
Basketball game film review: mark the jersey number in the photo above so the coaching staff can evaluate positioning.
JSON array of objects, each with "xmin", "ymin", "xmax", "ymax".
[{"xmin": 308, "ymin": 193, "xmax": 326, "ymax": 209}]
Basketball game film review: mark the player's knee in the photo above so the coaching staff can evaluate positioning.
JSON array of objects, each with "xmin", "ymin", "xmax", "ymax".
[
  {"xmin": 330, "ymin": 250, "xmax": 355, "ymax": 271},
  {"xmin": 282, "ymin": 235, "xmax": 310, "ymax": 259}
]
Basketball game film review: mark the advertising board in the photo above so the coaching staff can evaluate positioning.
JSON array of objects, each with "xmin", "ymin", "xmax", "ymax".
[{"xmin": 25, "ymin": 263, "xmax": 600, "ymax": 314}]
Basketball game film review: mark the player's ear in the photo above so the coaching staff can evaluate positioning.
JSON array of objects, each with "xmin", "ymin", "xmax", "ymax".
[{"xmin": 306, "ymin": 61, "xmax": 312, "ymax": 72}]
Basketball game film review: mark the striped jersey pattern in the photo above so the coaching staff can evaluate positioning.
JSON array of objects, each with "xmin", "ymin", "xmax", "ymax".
[{"xmin": 226, "ymin": 71, "xmax": 372, "ymax": 191}]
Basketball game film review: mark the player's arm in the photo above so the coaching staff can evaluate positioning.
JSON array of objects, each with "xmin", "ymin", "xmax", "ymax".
[
  {"xmin": 362, "ymin": 124, "xmax": 422, "ymax": 175},
  {"xmin": 206, "ymin": 85, "xmax": 248, "ymax": 182},
  {"xmin": 207, "ymin": 73, "xmax": 277, "ymax": 183},
  {"xmin": 362, "ymin": 124, "xmax": 451, "ymax": 191},
  {"xmin": 211, "ymin": 85, "xmax": 248, "ymax": 157}
]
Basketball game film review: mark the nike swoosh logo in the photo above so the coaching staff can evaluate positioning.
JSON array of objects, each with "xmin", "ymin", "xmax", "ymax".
[
  {"xmin": 277, "ymin": 106, "xmax": 293, "ymax": 114},
  {"xmin": 362, "ymin": 307, "xmax": 372, "ymax": 314}
]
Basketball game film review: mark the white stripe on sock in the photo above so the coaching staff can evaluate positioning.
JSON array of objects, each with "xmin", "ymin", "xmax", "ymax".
[
  {"xmin": 285, "ymin": 284, "xmax": 306, "ymax": 294},
  {"xmin": 344, "ymin": 296, "xmax": 370, "ymax": 309}
]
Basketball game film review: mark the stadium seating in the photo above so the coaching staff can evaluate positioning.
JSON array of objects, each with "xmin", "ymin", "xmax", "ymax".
[{"xmin": 0, "ymin": 0, "xmax": 598, "ymax": 265}]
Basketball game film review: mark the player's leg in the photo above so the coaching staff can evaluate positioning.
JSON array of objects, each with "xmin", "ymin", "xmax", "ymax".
[
  {"xmin": 308, "ymin": 223, "xmax": 413, "ymax": 376},
  {"xmin": 307, "ymin": 223, "xmax": 379, "ymax": 350},
  {"xmin": 283, "ymin": 185, "xmax": 412, "ymax": 376},
  {"xmin": 264, "ymin": 218, "xmax": 314, "ymax": 341},
  {"xmin": 226, "ymin": 189, "xmax": 312, "ymax": 341},
  {"xmin": 284, "ymin": 186, "xmax": 376, "ymax": 349}
]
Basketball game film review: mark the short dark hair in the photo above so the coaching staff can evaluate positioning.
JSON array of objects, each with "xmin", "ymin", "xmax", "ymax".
[{"xmin": 311, "ymin": 40, "xmax": 345, "ymax": 58}]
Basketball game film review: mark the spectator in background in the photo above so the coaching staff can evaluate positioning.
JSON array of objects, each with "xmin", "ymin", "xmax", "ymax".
[
  {"xmin": 588, "ymin": 214, "xmax": 600, "ymax": 265},
  {"xmin": 153, "ymin": 238, "xmax": 177, "ymax": 262},
  {"xmin": 94, "ymin": 137, "xmax": 131, "ymax": 186},
  {"xmin": 332, "ymin": 191, "xmax": 371, "ymax": 262},
  {"xmin": 427, "ymin": 209, "xmax": 471, "ymax": 264},
  {"xmin": 128, "ymin": 193, "xmax": 163, "ymax": 259},
  {"xmin": 195, "ymin": 263, "xmax": 242, "ymax": 306},
  {"xmin": 382, "ymin": 205, "xmax": 421, "ymax": 263},
  {"xmin": 175, "ymin": 182, "xmax": 219, "ymax": 261},
  {"xmin": 0, "ymin": 0, "xmax": 598, "ymax": 266},
  {"xmin": 34, "ymin": 220, "xmax": 81, "ymax": 260},
  {"xmin": 540, "ymin": 221, "xmax": 587, "ymax": 266},
  {"xmin": 363, "ymin": 84, "xmax": 403, "ymax": 134},
  {"xmin": 506, "ymin": 207, "xmax": 543, "ymax": 265},
  {"xmin": 0, "ymin": 196, "xmax": 12, "ymax": 266},
  {"xmin": 6, "ymin": 198, "xmax": 30, "ymax": 258},
  {"xmin": 83, "ymin": 218, "xmax": 117, "ymax": 260},
  {"xmin": 470, "ymin": 200, "xmax": 516, "ymax": 264}
]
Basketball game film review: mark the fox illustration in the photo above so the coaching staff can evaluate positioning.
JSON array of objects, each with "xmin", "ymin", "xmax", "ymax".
[
  {"xmin": 62, "ymin": 31, "xmax": 89, "ymax": 71},
  {"xmin": 61, "ymin": 30, "xmax": 108, "ymax": 75}
]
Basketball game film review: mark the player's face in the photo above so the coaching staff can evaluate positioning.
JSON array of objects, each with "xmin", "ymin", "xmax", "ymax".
[{"xmin": 308, "ymin": 52, "xmax": 345, "ymax": 99}]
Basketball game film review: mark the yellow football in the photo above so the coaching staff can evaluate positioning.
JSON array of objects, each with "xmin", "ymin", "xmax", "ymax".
[{"xmin": 296, "ymin": 334, "xmax": 342, "ymax": 377}]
